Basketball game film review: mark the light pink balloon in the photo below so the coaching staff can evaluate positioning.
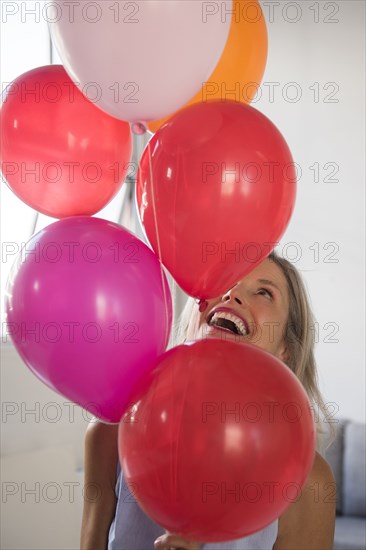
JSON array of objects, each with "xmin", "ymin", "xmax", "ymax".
[{"xmin": 48, "ymin": 0, "xmax": 231, "ymax": 122}]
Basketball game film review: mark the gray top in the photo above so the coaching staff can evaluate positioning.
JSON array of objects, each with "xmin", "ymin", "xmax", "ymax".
[{"xmin": 108, "ymin": 465, "xmax": 278, "ymax": 550}]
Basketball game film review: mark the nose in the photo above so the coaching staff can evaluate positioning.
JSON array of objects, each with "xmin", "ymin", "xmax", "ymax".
[{"xmin": 222, "ymin": 285, "xmax": 244, "ymax": 306}]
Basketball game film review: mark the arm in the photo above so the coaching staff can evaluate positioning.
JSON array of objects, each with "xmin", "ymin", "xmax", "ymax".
[
  {"xmin": 80, "ymin": 421, "xmax": 119, "ymax": 550},
  {"xmin": 273, "ymin": 452, "xmax": 336, "ymax": 550}
]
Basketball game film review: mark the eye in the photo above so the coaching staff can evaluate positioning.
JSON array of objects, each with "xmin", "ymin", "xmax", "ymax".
[{"xmin": 256, "ymin": 287, "xmax": 273, "ymax": 300}]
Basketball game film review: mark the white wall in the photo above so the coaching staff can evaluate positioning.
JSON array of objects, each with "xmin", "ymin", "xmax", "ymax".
[
  {"xmin": 1, "ymin": 344, "xmax": 87, "ymax": 549},
  {"xmin": 253, "ymin": 0, "xmax": 365, "ymax": 422}
]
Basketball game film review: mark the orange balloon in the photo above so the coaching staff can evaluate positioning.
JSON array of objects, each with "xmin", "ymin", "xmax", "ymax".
[{"xmin": 148, "ymin": 0, "xmax": 268, "ymax": 133}]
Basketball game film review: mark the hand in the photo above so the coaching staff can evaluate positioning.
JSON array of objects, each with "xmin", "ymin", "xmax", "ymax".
[{"xmin": 154, "ymin": 532, "xmax": 202, "ymax": 550}]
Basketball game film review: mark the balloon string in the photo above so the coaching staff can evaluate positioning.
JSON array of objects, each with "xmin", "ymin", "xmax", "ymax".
[
  {"xmin": 172, "ymin": 277, "xmax": 178, "ymax": 348},
  {"xmin": 147, "ymin": 139, "xmax": 170, "ymax": 349}
]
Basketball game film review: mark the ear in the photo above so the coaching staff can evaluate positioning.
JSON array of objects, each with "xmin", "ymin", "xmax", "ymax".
[{"xmin": 278, "ymin": 342, "xmax": 290, "ymax": 364}]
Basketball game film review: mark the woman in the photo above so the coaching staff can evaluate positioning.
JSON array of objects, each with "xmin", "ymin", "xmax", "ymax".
[{"xmin": 80, "ymin": 252, "xmax": 336, "ymax": 550}]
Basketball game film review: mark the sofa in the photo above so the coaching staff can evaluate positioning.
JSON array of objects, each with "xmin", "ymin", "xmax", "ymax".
[{"xmin": 325, "ymin": 419, "xmax": 366, "ymax": 550}]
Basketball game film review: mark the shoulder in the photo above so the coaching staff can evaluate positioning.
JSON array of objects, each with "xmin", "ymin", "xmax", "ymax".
[
  {"xmin": 301, "ymin": 452, "xmax": 336, "ymax": 513},
  {"xmin": 274, "ymin": 452, "xmax": 336, "ymax": 550},
  {"xmin": 309, "ymin": 452, "xmax": 334, "ymax": 483},
  {"xmin": 302, "ymin": 452, "xmax": 335, "ymax": 499},
  {"xmin": 85, "ymin": 420, "xmax": 119, "ymax": 447},
  {"xmin": 84, "ymin": 420, "xmax": 119, "ymax": 486}
]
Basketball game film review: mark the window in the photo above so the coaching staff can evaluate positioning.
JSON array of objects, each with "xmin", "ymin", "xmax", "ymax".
[{"xmin": 0, "ymin": 2, "xmax": 153, "ymax": 328}]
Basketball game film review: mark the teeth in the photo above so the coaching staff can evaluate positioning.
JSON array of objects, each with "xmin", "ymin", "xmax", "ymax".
[{"xmin": 209, "ymin": 311, "xmax": 247, "ymax": 336}]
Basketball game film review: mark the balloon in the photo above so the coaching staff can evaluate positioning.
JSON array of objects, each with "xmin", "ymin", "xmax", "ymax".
[
  {"xmin": 119, "ymin": 339, "xmax": 315, "ymax": 542},
  {"xmin": 48, "ymin": 1, "xmax": 231, "ymax": 122},
  {"xmin": 137, "ymin": 101, "xmax": 297, "ymax": 299},
  {"xmin": 0, "ymin": 65, "xmax": 132, "ymax": 218},
  {"xmin": 148, "ymin": 0, "xmax": 268, "ymax": 133},
  {"xmin": 5, "ymin": 217, "xmax": 172, "ymax": 423}
]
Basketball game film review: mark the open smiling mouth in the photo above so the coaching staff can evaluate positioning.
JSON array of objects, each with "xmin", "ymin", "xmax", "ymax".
[{"xmin": 207, "ymin": 311, "xmax": 248, "ymax": 337}]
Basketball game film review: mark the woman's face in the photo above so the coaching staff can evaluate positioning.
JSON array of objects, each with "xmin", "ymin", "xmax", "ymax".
[{"xmin": 195, "ymin": 258, "xmax": 290, "ymax": 362}]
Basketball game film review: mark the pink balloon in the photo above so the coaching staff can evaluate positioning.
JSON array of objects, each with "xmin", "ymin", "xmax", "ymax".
[
  {"xmin": 5, "ymin": 217, "xmax": 172, "ymax": 423},
  {"xmin": 48, "ymin": 1, "xmax": 231, "ymax": 122}
]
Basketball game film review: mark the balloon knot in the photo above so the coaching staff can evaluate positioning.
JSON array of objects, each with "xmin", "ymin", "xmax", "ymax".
[
  {"xmin": 198, "ymin": 299, "xmax": 208, "ymax": 313},
  {"xmin": 131, "ymin": 121, "xmax": 147, "ymax": 135}
]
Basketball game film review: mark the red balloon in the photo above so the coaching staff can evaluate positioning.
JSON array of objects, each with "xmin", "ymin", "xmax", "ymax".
[
  {"xmin": 0, "ymin": 65, "xmax": 132, "ymax": 218},
  {"xmin": 119, "ymin": 340, "xmax": 315, "ymax": 542},
  {"xmin": 136, "ymin": 101, "xmax": 296, "ymax": 299}
]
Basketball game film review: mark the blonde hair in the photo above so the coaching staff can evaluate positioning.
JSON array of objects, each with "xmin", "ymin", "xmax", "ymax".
[{"xmin": 170, "ymin": 251, "xmax": 334, "ymax": 450}]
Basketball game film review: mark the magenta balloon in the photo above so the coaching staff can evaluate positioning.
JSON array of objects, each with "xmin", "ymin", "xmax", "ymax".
[{"xmin": 5, "ymin": 217, "xmax": 172, "ymax": 423}]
